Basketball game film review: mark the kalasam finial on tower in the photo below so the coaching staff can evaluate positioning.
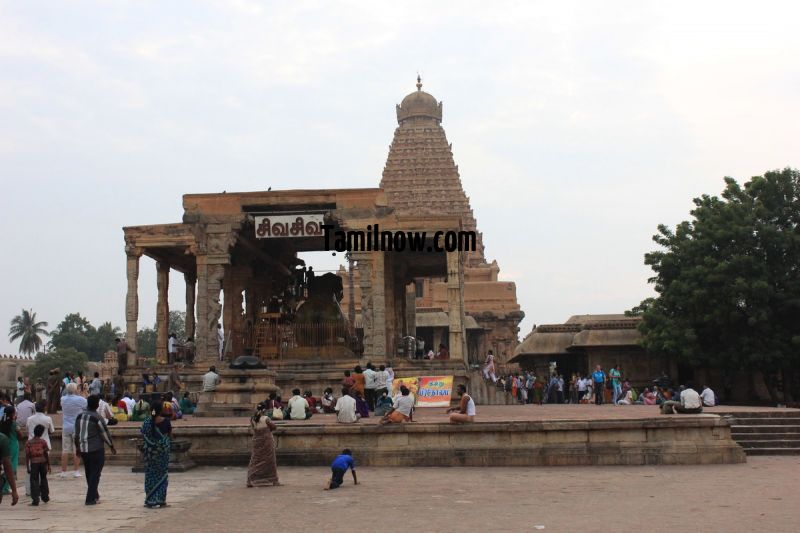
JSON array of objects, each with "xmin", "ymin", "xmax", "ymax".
[{"xmin": 416, "ymin": 74, "xmax": 422, "ymax": 91}]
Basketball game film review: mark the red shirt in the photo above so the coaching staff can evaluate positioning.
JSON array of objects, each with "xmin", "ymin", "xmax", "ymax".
[{"xmin": 26, "ymin": 437, "xmax": 50, "ymax": 464}]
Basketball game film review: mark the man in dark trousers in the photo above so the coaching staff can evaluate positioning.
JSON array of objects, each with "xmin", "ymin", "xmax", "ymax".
[{"xmin": 74, "ymin": 395, "xmax": 116, "ymax": 505}]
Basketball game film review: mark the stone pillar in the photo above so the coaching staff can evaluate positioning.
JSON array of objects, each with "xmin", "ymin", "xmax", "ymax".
[
  {"xmin": 196, "ymin": 257, "xmax": 226, "ymax": 363},
  {"xmin": 184, "ymin": 273, "xmax": 196, "ymax": 339},
  {"xmin": 405, "ymin": 283, "xmax": 416, "ymax": 338},
  {"xmin": 371, "ymin": 253, "xmax": 387, "ymax": 358},
  {"xmin": 124, "ymin": 243, "xmax": 142, "ymax": 363},
  {"xmin": 446, "ymin": 250, "xmax": 467, "ymax": 363},
  {"xmin": 155, "ymin": 260, "xmax": 170, "ymax": 364}
]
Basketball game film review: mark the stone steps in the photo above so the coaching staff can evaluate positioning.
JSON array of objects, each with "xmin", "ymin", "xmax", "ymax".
[{"xmin": 724, "ymin": 410, "xmax": 800, "ymax": 455}]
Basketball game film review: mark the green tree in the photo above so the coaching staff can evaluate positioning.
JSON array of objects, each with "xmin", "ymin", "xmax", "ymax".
[
  {"xmin": 636, "ymin": 168, "xmax": 800, "ymax": 403},
  {"xmin": 168, "ymin": 310, "xmax": 187, "ymax": 342},
  {"xmin": 49, "ymin": 313, "xmax": 96, "ymax": 359},
  {"xmin": 24, "ymin": 347, "xmax": 88, "ymax": 383},
  {"xmin": 137, "ymin": 327, "xmax": 156, "ymax": 357},
  {"xmin": 94, "ymin": 321, "xmax": 122, "ymax": 360},
  {"xmin": 49, "ymin": 313, "xmax": 123, "ymax": 362},
  {"xmin": 8, "ymin": 309, "xmax": 49, "ymax": 355}
]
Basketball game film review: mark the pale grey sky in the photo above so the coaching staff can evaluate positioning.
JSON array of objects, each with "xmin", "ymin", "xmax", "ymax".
[{"xmin": 1, "ymin": 1, "xmax": 799, "ymax": 354}]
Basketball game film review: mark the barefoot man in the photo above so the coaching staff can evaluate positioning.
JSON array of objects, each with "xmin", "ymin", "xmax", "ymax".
[{"xmin": 447, "ymin": 384, "xmax": 476, "ymax": 423}]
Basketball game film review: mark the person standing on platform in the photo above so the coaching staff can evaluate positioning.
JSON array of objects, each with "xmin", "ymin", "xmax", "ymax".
[
  {"xmin": 74, "ymin": 395, "xmax": 116, "ymax": 505},
  {"xmin": 25, "ymin": 424, "xmax": 51, "ymax": 506},
  {"xmin": 609, "ymin": 365, "xmax": 622, "ymax": 405},
  {"xmin": 45, "ymin": 370, "xmax": 60, "ymax": 414},
  {"xmin": 375, "ymin": 365, "xmax": 388, "ymax": 398},
  {"xmin": 88, "ymin": 373, "xmax": 103, "ymax": 397},
  {"xmin": 167, "ymin": 366, "xmax": 182, "ymax": 394},
  {"xmin": 351, "ymin": 366, "xmax": 365, "ymax": 399},
  {"xmin": 363, "ymin": 363, "xmax": 377, "ymax": 411},
  {"xmin": 592, "ymin": 365, "xmax": 606, "ymax": 406},
  {"xmin": 60, "ymin": 383, "xmax": 86, "ymax": 478},
  {"xmin": 217, "ymin": 325, "xmax": 225, "ymax": 361},
  {"xmin": 385, "ymin": 363, "xmax": 394, "ymax": 395},
  {"xmin": 113, "ymin": 371, "xmax": 126, "ymax": 400},
  {"xmin": 115, "ymin": 338, "xmax": 128, "ymax": 373},
  {"xmin": 483, "ymin": 350, "xmax": 497, "ymax": 382}
]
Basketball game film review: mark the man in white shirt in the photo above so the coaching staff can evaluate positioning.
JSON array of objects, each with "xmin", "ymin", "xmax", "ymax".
[
  {"xmin": 287, "ymin": 388, "xmax": 311, "ymax": 420},
  {"xmin": 375, "ymin": 365, "xmax": 388, "ymax": 396},
  {"xmin": 334, "ymin": 389, "xmax": 358, "ymax": 424},
  {"xmin": 363, "ymin": 363, "xmax": 378, "ymax": 411},
  {"xmin": 26, "ymin": 401, "xmax": 56, "ymax": 449},
  {"xmin": 202, "ymin": 366, "xmax": 220, "ymax": 392},
  {"xmin": 168, "ymin": 333, "xmax": 178, "ymax": 364},
  {"xmin": 88, "ymin": 372, "xmax": 103, "ymax": 397},
  {"xmin": 577, "ymin": 377, "xmax": 588, "ymax": 402},
  {"xmin": 700, "ymin": 384, "xmax": 716, "ymax": 407},
  {"xmin": 660, "ymin": 385, "xmax": 703, "ymax": 414},
  {"xmin": 16, "ymin": 394, "xmax": 36, "ymax": 428}
]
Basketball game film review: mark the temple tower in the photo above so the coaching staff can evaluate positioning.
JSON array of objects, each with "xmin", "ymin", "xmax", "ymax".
[{"xmin": 380, "ymin": 76, "xmax": 486, "ymax": 266}]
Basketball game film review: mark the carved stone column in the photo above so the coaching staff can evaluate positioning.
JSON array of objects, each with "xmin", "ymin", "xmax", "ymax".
[
  {"xmin": 124, "ymin": 243, "xmax": 142, "ymax": 363},
  {"xmin": 155, "ymin": 260, "xmax": 170, "ymax": 364},
  {"xmin": 405, "ymin": 283, "xmax": 416, "ymax": 338},
  {"xmin": 354, "ymin": 252, "xmax": 373, "ymax": 357},
  {"xmin": 184, "ymin": 273, "xmax": 196, "ymax": 339},
  {"xmin": 446, "ymin": 250, "xmax": 467, "ymax": 363}
]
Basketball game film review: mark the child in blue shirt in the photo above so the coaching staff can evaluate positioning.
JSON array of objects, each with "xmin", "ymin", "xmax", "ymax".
[{"xmin": 325, "ymin": 449, "xmax": 358, "ymax": 490}]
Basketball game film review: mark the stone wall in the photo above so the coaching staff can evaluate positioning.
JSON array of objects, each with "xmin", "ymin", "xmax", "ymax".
[{"xmin": 34, "ymin": 416, "xmax": 745, "ymax": 467}]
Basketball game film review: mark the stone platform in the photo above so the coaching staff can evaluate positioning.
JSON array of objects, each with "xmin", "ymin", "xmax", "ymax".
[{"xmin": 31, "ymin": 405, "xmax": 770, "ymax": 467}]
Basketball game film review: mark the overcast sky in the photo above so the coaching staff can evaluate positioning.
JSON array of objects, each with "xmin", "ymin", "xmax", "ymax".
[{"xmin": 1, "ymin": 1, "xmax": 799, "ymax": 354}]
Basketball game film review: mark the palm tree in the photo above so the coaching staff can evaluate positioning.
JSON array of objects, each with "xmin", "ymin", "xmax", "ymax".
[{"xmin": 9, "ymin": 309, "xmax": 49, "ymax": 355}]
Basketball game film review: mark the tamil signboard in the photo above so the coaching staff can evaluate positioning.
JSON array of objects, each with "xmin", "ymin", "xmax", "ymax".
[
  {"xmin": 254, "ymin": 214, "xmax": 325, "ymax": 239},
  {"xmin": 391, "ymin": 375, "xmax": 453, "ymax": 407}
]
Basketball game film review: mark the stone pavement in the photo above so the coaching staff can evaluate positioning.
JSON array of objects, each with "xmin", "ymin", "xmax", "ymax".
[{"xmin": 3, "ymin": 457, "xmax": 799, "ymax": 533}]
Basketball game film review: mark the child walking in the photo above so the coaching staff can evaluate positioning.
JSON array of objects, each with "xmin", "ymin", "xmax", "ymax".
[
  {"xmin": 324, "ymin": 449, "xmax": 358, "ymax": 490},
  {"xmin": 26, "ymin": 424, "xmax": 51, "ymax": 506}
]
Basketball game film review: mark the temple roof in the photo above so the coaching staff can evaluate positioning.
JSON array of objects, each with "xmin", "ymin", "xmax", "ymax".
[{"xmin": 510, "ymin": 315, "xmax": 643, "ymax": 360}]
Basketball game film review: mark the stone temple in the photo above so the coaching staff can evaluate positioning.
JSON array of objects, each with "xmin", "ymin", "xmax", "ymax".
[
  {"xmin": 340, "ymin": 77, "xmax": 523, "ymax": 366},
  {"xmin": 121, "ymin": 79, "xmax": 523, "ymax": 402}
]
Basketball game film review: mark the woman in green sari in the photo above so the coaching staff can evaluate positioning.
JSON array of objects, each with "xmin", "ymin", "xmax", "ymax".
[
  {"xmin": 140, "ymin": 402, "xmax": 171, "ymax": 508},
  {"xmin": 1, "ymin": 405, "xmax": 21, "ymax": 495}
]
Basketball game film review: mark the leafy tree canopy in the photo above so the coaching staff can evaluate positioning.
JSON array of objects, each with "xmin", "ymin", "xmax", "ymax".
[
  {"xmin": 24, "ymin": 347, "xmax": 88, "ymax": 383},
  {"xmin": 635, "ymin": 168, "xmax": 800, "ymax": 400},
  {"xmin": 49, "ymin": 313, "xmax": 121, "ymax": 362}
]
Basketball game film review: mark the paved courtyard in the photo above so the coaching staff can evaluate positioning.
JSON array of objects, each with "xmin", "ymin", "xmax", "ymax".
[{"xmin": 3, "ymin": 456, "xmax": 798, "ymax": 533}]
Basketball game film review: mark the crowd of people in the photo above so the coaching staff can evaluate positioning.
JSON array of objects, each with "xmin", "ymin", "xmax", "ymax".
[{"xmin": 485, "ymin": 359, "xmax": 717, "ymax": 411}]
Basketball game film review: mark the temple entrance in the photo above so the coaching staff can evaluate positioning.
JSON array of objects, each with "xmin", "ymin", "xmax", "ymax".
[{"xmin": 224, "ymin": 221, "xmax": 361, "ymax": 361}]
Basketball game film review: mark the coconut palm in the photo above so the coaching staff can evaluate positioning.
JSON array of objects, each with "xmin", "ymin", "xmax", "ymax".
[{"xmin": 9, "ymin": 309, "xmax": 49, "ymax": 355}]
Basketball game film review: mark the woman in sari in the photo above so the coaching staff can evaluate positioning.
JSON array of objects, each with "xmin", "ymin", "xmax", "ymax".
[
  {"xmin": 1, "ymin": 405, "xmax": 21, "ymax": 495},
  {"xmin": 141, "ymin": 402, "xmax": 171, "ymax": 508},
  {"xmin": 247, "ymin": 402, "xmax": 281, "ymax": 487}
]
